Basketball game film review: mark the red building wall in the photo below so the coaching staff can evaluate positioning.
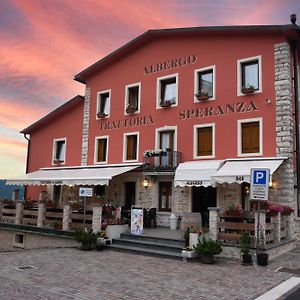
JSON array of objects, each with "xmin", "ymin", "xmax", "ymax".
[
  {"xmin": 86, "ymin": 32, "xmax": 286, "ymax": 165},
  {"xmin": 26, "ymin": 101, "xmax": 84, "ymax": 200}
]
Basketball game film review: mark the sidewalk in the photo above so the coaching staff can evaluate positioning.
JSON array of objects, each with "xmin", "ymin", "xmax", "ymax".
[{"xmin": 1, "ymin": 244, "xmax": 300, "ymax": 299}]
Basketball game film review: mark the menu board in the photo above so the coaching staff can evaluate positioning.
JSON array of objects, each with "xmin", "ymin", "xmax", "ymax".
[{"xmin": 131, "ymin": 207, "xmax": 143, "ymax": 235}]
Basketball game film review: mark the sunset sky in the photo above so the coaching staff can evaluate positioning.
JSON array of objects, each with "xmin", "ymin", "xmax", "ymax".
[{"xmin": 1, "ymin": 0, "xmax": 300, "ymax": 178}]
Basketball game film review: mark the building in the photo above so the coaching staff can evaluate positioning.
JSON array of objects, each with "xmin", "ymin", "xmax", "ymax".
[{"xmin": 7, "ymin": 16, "xmax": 300, "ymax": 232}]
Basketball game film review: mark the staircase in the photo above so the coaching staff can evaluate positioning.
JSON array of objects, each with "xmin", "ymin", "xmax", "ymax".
[{"xmin": 109, "ymin": 233, "xmax": 185, "ymax": 259}]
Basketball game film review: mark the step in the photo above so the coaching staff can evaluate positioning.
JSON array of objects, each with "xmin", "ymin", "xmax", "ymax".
[
  {"xmin": 108, "ymin": 243, "xmax": 183, "ymax": 259},
  {"xmin": 120, "ymin": 233, "xmax": 185, "ymax": 247},
  {"xmin": 112, "ymin": 238, "xmax": 183, "ymax": 253}
]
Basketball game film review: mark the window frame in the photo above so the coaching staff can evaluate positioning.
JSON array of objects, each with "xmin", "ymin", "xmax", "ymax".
[
  {"xmin": 94, "ymin": 135, "xmax": 109, "ymax": 164},
  {"xmin": 237, "ymin": 55, "xmax": 262, "ymax": 96},
  {"xmin": 237, "ymin": 117, "xmax": 263, "ymax": 157},
  {"xmin": 96, "ymin": 89, "xmax": 111, "ymax": 119},
  {"xmin": 193, "ymin": 123, "xmax": 215, "ymax": 159},
  {"xmin": 156, "ymin": 73, "xmax": 178, "ymax": 109},
  {"xmin": 52, "ymin": 138, "xmax": 66, "ymax": 165},
  {"xmin": 194, "ymin": 65, "xmax": 216, "ymax": 102},
  {"xmin": 123, "ymin": 132, "xmax": 139, "ymax": 162},
  {"xmin": 124, "ymin": 82, "xmax": 141, "ymax": 115},
  {"xmin": 158, "ymin": 181, "xmax": 173, "ymax": 212},
  {"xmin": 155, "ymin": 126, "xmax": 177, "ymax": 151}
]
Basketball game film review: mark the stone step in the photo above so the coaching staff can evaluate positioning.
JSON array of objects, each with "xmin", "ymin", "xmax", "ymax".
[
  {"xmin": 112, "ymin": 238, "xmax": 183, "ymax": 253},
  {"xmin": 108, "ymin": 243, "xmax": 183, "ymax": 259},
  {"xmin": 120, "ymin": 233, "xmax": 185, "ymax": 247}
]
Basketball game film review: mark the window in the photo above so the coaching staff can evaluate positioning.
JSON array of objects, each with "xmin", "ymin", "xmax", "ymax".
[
  {"xmin": 156, "ymin": 74, "xmax": 178, "ymax": 108},
  {"xmin": 53, "ymin": 139, "xmax": 66, "ymax": 164},
  {"xmin": 96, "ymin": 90, "xmax": 110, "ymax": 118},
  {"xmin": 125, "ymin": 83, "xmax": 140, "ymax": 114},
  {"xmin": 238, "ymin": 118, "xmax": 262, "ymax": 156},
  {"xmin": 194, "ymin": 66, "xmax": 215, "ymax": 101},
  {"xmin": 159, "ymin": 182, "xmax": 172, "ymax": 212},
  {"xmin": 95, "ymin": 136, "xmax": 108, "ymax": 163},
  {"xmin": 237, "ymin": 55, "xmax": 262, "ymax": 95},
  {"xmin": 124, "ymin": 132, "xmax": 139, "ymax": 162},
  {"xmin": 94, "ymin": 185, "xmax": 105, "ymax": 197},
  {"xmin": 194, "ymin": 124, "xmax": 215, "ymax": 158}
]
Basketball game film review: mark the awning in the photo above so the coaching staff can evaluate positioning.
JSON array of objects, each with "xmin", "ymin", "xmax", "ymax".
[
  {"xmin": 174, "ymin": 160, "xmax": 223, "ymax": 187},
  {"xmin": 212, "ymin": 157, "xmax": 286, "ymax": 184},
  {"xmin": 6, "ymin": 164, "xmax": 142, "ymax": 186}
]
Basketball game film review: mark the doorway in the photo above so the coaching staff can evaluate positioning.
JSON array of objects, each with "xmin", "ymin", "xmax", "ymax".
[
  {"xmin": 124, "ymin": 182, "xmax": 136, "ymax": 210},
  {"xmin": 192, "ymin": 186, "xmax": 216, "ymax": 228}
]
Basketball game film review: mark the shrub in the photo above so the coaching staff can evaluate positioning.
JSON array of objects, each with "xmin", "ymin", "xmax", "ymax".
[{"xmin": 193, "ymin": 237, "xmax": 222, "ymax": 256}]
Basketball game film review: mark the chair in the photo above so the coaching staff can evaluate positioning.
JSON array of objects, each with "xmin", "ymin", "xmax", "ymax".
[
  {"xmin": 143, "ymin": 208, "xmax": 149, "ymax": 228},
  {"xmin": 148, "ymin": 208, "xmax": 157, "ymax": 228}
]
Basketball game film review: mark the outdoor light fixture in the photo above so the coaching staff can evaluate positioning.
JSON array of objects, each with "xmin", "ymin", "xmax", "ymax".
[{"xmin": 143, "ymin": 178, "xmax": 149, "ymax": 188}]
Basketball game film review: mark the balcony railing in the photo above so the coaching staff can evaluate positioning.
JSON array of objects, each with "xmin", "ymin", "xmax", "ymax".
[{"xmin": 143, "ymin": 150, "xmax": 182, "ymax": 172}]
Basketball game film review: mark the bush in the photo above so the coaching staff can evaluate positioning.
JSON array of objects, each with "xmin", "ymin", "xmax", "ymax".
[
  {"xmin": 239, "ymin": 232, "xmax": 252, "ymax": 256},
  {"xmin": 193, "ymin": 237, "xmax": 222, "ymax": 256},
  {"xmin": 74, "ymin": 228, "xmax": 97, "ymax": 249}
]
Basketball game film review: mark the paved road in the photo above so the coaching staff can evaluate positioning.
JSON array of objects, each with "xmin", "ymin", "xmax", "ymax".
[{"xmin": 0, "ymin": 246, "xmax": 299, "ymax": 300}]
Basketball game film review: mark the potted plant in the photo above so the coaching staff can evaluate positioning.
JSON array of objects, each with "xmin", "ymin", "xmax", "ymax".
[
  {"xmin": 240, "ymin": 232, "xmax": 252, "ymax": 265},
  {"xmin": 53, "ymin": 159, "xmax": 63, "ymax": 164},
  {"xmin": 241, "ymin": 85, "xmax": 255, "ymax": 95},
  {"xmin": 256, "ymin": 236, "xmax": 268, "ymax": 266},
  {"xmin": 74, "ymin": 228, "xmax": 97, "ymax": 250},
  {"xmin": 126, "ymin": 104, "xmax": 137, "ymax": 113},
  {"xmin": 195, "ymin": 90, "xmax": 209, "ymax": 101},
  {"xmin": 193, "ymin": 237, "xmax": 222, "ymax": 264},
  {"xmin": 183, "ymin": 227, "xmax": 190, "ymax": 248},
  {"xmin": 160, "ymin": 100, "xmax": 172, "ymax": 108},
  {"xmin": 96, "ymin": 231, "xmax": 107, "ymax": 251},
  {"xmin": 97, "ymin": 112, "xmax": 107, "ymax": 118}
]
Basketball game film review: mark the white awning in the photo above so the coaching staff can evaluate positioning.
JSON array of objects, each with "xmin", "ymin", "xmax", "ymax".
[
  {"xmin": 174, "ymin": 160, "xmax": 223, "ymax": 187},
  {"xmin": 212, "ymin": 157, "xmax": 286, "ymax": 184},
  {"xmin": 6, "ymin": 164, "xmax": 141, "ymax": 186}
]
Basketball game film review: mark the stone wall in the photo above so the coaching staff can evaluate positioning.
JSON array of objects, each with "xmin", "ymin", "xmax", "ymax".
[
  {"xmin": 81, "ymin": 87, "xmax": 91, "ymax": 166},
  {"xmin": 274, "ymin": 42, "xmax": 295, "ymax": 204}
]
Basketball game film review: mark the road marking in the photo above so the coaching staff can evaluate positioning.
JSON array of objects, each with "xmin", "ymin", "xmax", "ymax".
[{"xmin": 255, "ymin": 277, "xmax": 300, "ymax": 300}]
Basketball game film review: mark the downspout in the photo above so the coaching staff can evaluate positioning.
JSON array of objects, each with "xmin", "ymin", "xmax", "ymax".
[
  {"xmin": 23, "ymin": 133, "xmax": 30, "ymax": 200},
  {"xmin": 291, "ymin": 40, "xmax": 300, "ymax": 215}
]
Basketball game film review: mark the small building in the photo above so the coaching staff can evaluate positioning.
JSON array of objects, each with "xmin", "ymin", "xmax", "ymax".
[{"xmin": 6, "ymin": 16, "xmax": 300, "ymax": 243}]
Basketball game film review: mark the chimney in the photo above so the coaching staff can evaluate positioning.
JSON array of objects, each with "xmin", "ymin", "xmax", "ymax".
[{"xmin": 290, "ymin": 13, "xmax": 297, "ymax": 25}]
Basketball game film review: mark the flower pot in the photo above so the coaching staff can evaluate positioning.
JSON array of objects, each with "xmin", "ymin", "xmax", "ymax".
[
  {"xmin": 196, "ymin": 95, "xmax": 209, "ymax": 101},
  {"xmin": 126, "ymin": 106, "xmax": 137, "ymax": 114},
  {"xmin": 257, "ymin": 253, "xmax": 268, "ymax": 266},
  {"xmin": 242, "ymin": 254, "xmax": 252, "ymax": 265},
  {"xmin": 241, "ymin": 87, "xmax": 255, "ymax": 94},
  {"xmin": 97, "ymin": 112, "xmax": 107, "ymax": 118},
  {"xmin": 160, "ymin": 101, "xmax": 171, "ymax": 108},
  {"xmin": 201, "ymin": 254, "xmax": 214, "ymax": 264},
  {"xmin": 79, "ymin": 242, "xmax": 93, "ymax": 250}
]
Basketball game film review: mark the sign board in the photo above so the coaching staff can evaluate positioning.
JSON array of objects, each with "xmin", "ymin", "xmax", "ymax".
[
  {"xmin": 131, "ymin": 207, "xmax": 143, "ymax": 235},
  {"xmin": 79, "ymin": 187, "xmax": 93, "ymax": 197},
  {"xmin": 250, "ymin": 168, "xmax": 270, "ymax": 200}
]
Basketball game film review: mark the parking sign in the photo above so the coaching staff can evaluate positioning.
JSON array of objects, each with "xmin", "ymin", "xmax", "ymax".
[
  {"xmin": 79, "ymin": 187, "xmax": 93, "ymax": 197},
  {"xmin": 250, "ymin": 168, "xmax": 270, "ymax": 200}
]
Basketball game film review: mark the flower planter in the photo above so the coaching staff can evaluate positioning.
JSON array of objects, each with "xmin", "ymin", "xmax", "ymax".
[
  {"xmin": 257, "ymin": 253, "xmax": 268, "ymax": 266},
  {"xmin": 126, "ymin": 106, "xmax": 137, "ymax": 114},
  {"xmin": 97, "ymin": 112, "xmax": 107, "ymax": 118},
  {"xmin": 105, "ymin": 224, "xmax": 129, "ymax": 239},
  {"xmin": 242, "ymin": 254, "xmax": 253, "ymax": 265},
  {"xmin": 201, "ymin": 254, "xmax": 214, "ymax": 264},
  {"xmin": 195, "ymin": 94, "xmax": 209, "ymax": 101},
  {"xmin": 241, "ymin": 87, "xmax": 255, "ymax": 95},
  {"xmin": 182, "ymin": 249, "xmax": 199, "ymax": 259},
  {"xmin": 160, "ymin": 101, "xmax": 172, "ymax": 108}
]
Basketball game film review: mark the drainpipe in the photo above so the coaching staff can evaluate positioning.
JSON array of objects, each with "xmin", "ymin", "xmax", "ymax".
[
  {"xmin": 23, "ymin": 133, "xmax": 30, "ymax": 200},
  {"xmin": 290, "ymin": 14, "xmax": 300, "ymax": 215}
]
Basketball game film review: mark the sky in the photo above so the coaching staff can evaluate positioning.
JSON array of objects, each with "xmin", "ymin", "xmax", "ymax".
[{"xmin": 0, "ymin": 0, "xmax": 300, "ymax": 178}]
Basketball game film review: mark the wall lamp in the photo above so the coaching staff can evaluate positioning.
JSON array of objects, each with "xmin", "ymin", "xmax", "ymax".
[{"xmin": 143, "ymin": 178, "xmax": 149, "ymax": 189}]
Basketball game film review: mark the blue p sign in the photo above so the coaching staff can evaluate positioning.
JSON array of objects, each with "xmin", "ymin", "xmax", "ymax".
[{"xmin": 253, "ymin": 170, "xmax": 267, "ymax": 185}]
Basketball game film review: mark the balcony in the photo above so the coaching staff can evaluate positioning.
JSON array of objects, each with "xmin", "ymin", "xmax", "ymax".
[{"xmin": 143, "ymin": 150, "xmax": 182, "ymax": 173}]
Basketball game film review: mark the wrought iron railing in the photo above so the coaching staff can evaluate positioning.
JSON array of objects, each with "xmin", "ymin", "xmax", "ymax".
[{"xmin": 143, "ymin": 151, "xmax": 182, "ymax": 172}]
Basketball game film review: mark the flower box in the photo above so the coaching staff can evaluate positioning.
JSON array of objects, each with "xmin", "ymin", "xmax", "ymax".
[
  {"xmin": 53, "ymin": 159, "xmax": 63, "ymax": 164},
  {"xmin": 241, "ymin": 86, "xmax": 255, "ymax": 95},
  {"xmin": 182, "ymin": 249, "xmax": 199, "ymax": 259},
  {"xmin": 105, "ymin": 224, "xmax": 129, "ymax": 239},
  {"xmin": 97, "ymin": 112, "xmax": 107, "ymax": 118},
  {"xmin": 126, "ymin": 106, "xmax": 137, "ymax": 114},
  {"xmin": 195, "ymin": 91, "xmax": 209, "ymax": 101},
  {"xmin": 160, "ymin": 100, "xmax": 172, "ymax": 108}
]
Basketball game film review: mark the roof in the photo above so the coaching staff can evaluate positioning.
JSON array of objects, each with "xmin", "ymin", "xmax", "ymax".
[
  {"xmin": 74, "ymin": 24, "xmax": 300, "ymax": 84},
  {"xmin": 21, "ymin": 95, "xmax": 84, "ymax": 134}
]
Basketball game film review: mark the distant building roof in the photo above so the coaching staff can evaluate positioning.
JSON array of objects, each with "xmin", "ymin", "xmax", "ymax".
[
  {"xmin": 21, "ymin": 95, "xmax": 84, "ymax": 134},
  {"xmin": 74, "ymin": 24, "xmax": 300, "ymax": 84}
]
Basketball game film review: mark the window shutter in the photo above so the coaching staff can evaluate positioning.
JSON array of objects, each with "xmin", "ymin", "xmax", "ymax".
[
  {"xmin": 241, "ymin": 122, "xmax": 259, "ymax": 153},
  {"xmin": 197, "ymin": 127, "xmax": 212, "ymax": 156}
]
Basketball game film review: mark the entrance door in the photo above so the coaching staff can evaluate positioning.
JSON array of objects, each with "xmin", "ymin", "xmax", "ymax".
[
  {"xmin": 192, "ymin": 186, "xmax": 216, "ymax": 227},
  {"xmin": 125, "ymin": 182, "xmax": 136, "ymax": 210}
]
